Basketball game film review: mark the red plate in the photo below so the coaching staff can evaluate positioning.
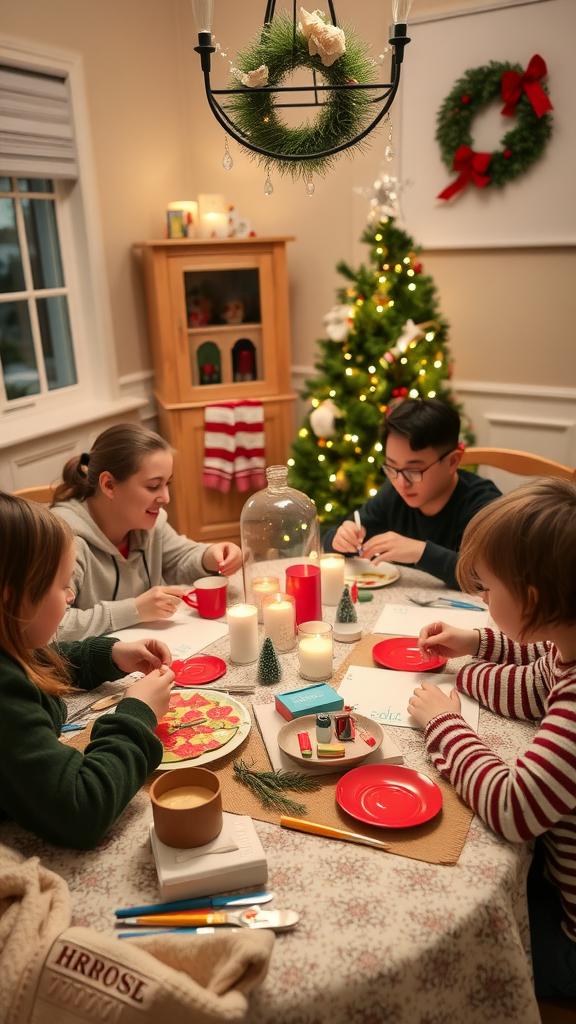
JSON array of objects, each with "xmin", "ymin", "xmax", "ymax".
[
  {"xmin": 171, "ymin": 656, "xmax": 227, "ymax": 686},
  {"xmin": 372, "ymin": 637, "xmax": 447, "ymax": 672},
  {"xmin": 336, "ymin": 764, "xmax": 443, "ymax": 829}
]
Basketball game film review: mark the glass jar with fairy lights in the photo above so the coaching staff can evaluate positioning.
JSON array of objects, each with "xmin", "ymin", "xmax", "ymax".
[{"xmin": 239, "ymin": 466, "xmax": 320, "ymax": 621}]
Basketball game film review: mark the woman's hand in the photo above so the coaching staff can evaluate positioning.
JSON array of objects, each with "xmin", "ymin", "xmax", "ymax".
[
  {"xmin": 128, "ymin": 665, "xmax": 175, "ymax": 721},
  {"xmin": 418, "ymin": 621, "xmax": 480, "ymax": 661},
  {"xmin": 110, "ymin": 639, "xmax": 172, "ymax": 674},
  {"xmin": 134, "ymin": 586, "xmax": 184, "ymax": 622},
  {"xmin": 408, "ymin": 680, "xmax": 462, "ymax": 729},
  {"xmin": 203, "ymin": 542, "xmax": 242, "ymax": 576}
]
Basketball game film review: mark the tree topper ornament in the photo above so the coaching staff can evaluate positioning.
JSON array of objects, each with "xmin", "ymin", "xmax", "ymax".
[{"xmin": 355, "ymin": 170, "xmax": 410, "ymax": 224}]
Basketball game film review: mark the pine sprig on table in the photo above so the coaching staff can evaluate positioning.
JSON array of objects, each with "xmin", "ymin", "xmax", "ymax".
[{"xmin": 233, "ymin": 759, "xmax": 322, "ymax": 815}]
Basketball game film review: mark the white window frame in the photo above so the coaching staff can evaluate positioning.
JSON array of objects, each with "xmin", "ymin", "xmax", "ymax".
[{"xmin": 0, "ymin": 36, "xmax": 143, "ymax": 444}]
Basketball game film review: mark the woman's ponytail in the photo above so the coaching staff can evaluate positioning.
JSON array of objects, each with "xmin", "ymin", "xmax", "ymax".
[{"xmin": 52, "ymin": 454, "xmax": 94, "ymax": 504}]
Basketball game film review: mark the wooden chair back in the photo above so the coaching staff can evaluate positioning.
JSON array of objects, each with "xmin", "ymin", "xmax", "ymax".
[
  {"xmin": 12, "ymin": 485, "xmax": 55, "ymax": 505},
  {"xmin": 462, "ymin": 447, "xmax": 576, "ymax": 483}
]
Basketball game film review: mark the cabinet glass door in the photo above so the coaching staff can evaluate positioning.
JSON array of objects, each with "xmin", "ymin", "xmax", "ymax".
[{"xmin": 183, "ymin": 267, "xmax": 263, "ymax": 387}]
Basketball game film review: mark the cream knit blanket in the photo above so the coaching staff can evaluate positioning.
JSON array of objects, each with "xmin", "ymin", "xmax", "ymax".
[{"xmin": 0, "ymin": 843, "xmax": 274, "ymax": 1024}]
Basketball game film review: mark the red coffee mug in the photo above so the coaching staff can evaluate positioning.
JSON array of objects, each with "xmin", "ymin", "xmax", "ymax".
[{"xmin": 182, "ymin": 577, "xmax": 228, "ymax": 619}]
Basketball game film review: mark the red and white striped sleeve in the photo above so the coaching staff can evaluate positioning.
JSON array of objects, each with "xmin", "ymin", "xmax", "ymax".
[
  {"xmin": 424, "ymin": 672, "xmax": 576, "ymax": 843},
  {"xmin": 457, "ymin": 628, "xmax": 554, "ymax": 721}
]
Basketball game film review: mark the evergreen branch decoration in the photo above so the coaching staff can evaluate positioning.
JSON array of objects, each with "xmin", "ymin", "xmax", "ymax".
[
  {"xmin": 226, "ymin": 11, "xmax": 377, "ymax": 179},
  {"xmin": 435, "ymin": 60, "xmax": 552, "ymax": 191},
  {"xmin": 233, "ymin": 758, "xmax": 322, "ymax": 815}
]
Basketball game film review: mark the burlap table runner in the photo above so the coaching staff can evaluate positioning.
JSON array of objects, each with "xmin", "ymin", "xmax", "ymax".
[{"xmin": 66, "ymin": 635, "xmax": 473, "ymax": 865}]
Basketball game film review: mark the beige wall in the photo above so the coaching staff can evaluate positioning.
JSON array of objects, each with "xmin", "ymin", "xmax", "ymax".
[{"xmin": 1, "ymin": 0, "xmax": 574, "ymax": 388}]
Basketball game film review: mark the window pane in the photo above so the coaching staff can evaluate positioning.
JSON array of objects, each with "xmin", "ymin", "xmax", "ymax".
[
  {"xmin": 0, "ymin": 198, "xmax": 26, "ymax": 293},
  {"xmin": 36, "ymin": 295, "xmax": 77, "ymax": 390},
  {"xmin": 17, "ymin": 179, "xmax": 54, "ymax": 193},
  {"xmin": 0, "ymin": 301, "xmax": 40, "ymax": 399},
  {"xmin": 0, "ymin": 178, "xmax": 11, "ymax": 192},
  {"xmin": 22, "ymin": 198, "xmax": 64, "ymax": 289}
]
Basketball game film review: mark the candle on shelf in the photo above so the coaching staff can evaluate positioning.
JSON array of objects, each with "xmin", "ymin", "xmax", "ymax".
[
  {"xmin": 198, "ymin": 193, "xmax": 228, "ymax": 239},
  {"xmin": 285, "ymin": 564, "xmax": 322, "ymax": 625},
  {"xmin": 166, "ymin": 200, "xmax": 198, "ymax": 238},
  {"xmin": 298, "ymin": 621, "xmax": 333, "ymax": 681},
  {"xmin": 250, "ymin": 576, "xmax": 281, "ymax": 623},
  {"xmin": 320, "ymin": 553, "xmax": 345, "ymax": 606},
  {"xmin": 262, "ymin": 592, "xmax": 296, "ymax": 653},
  {"xmin": 226, "ymin": 604, "xmax": 259, "ymax": 664}
]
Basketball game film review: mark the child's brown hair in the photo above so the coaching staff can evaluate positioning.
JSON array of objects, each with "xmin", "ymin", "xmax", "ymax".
[
  {"xmin": 457, "ymin": 478, "xmax": 576, "ymax": 637},
  {"xmin": 52, "ymin": 423, "xmax": 173, "ymax": 505},
  {"xmin": 0, "ymin": 492, "xmax": 74, "ymax": 695}
]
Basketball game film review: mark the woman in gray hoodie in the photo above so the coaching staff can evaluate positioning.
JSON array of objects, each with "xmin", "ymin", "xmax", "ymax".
[{"xmin": 52, "ymin": 424, "xmax": 242, "ymax": 641}]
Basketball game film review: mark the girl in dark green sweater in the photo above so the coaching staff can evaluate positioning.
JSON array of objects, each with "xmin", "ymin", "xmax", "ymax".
[{"xmin": 0, "ymin": 491, "xmax": 175, "ymax": 848}]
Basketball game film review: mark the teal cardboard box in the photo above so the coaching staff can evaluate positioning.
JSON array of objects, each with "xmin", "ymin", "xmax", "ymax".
[{"xmin": 275, "ymin": 683, "xmax": 344, "ymax": 721}]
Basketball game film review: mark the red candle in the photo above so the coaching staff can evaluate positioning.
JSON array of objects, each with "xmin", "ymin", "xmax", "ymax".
[
  {"xmin": 237, "ymin": 349, "xmax": 254, "ymax": 375},
  {"xmin": 285, "ymin": 564, "xmax": 322, "ymax": 624}
]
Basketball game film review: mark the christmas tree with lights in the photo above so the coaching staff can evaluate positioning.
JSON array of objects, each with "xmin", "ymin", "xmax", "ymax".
[{"xmin": 287, "ymin": 217, "xmax": 473, "ymax": 526}]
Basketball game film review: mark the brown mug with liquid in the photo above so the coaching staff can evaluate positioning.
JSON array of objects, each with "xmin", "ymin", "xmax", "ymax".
[{"xmin": 150, "ymin": 766, "xmax": 223, "ymax": 849}]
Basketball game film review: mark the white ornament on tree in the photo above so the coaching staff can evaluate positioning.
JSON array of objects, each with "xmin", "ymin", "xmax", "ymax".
[
  {"xmin": 390, "ymin": 318, "xmax": 424, "ymax": 357},
  {"xmin": 309, "ymin": 399, "xmax": 342, "ymax": 439},
  {"xmin": 323, "ymin": 304, "xmax": 353, "ymax": 342}
]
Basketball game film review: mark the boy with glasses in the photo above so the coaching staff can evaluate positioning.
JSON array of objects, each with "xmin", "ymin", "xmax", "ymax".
[{"xmin": 323, "ymin": 399, "xmax": 501, "ymax": 589}]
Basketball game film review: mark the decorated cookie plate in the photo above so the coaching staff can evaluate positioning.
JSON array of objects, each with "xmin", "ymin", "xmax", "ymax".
[{"xmin": 155, "ymin": 688, "xmax": 251, "ymax": 770}]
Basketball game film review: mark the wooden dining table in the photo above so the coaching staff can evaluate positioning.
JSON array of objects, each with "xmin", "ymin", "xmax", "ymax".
[{"xmin": 0, "ymin": 565, "xmax": 541, "ymax": 1024}]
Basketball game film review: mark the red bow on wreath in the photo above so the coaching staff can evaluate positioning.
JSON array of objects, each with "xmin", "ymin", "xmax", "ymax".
[
  {"xmin": 437, "ymin": 145, "xmax": 491, "ymax": 201},
  {"xmin": 501, "ymin": 54, "xmax": 554, "ymax": 118}
]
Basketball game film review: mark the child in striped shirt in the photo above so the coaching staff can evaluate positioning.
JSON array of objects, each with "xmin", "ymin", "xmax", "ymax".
[{"xmin": 410, "ymin": 478, "xmax": 576, "ymax": 999}]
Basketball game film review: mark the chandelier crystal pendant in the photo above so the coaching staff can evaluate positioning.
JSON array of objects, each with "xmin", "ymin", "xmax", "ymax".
[{"xmin": 191, "ymin": 0, "xmax": 412, "ymax": 179}]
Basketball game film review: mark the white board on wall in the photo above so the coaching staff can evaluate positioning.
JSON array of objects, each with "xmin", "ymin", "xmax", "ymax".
[{"xmin": 398, "ymin": 0, "xmax": 576, "ymax": 248}]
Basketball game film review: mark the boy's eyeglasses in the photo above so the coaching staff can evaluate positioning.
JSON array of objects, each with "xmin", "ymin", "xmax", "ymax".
[{"xmin": 380, "ymin": 448, "xmax": 456, "ymax": 485}]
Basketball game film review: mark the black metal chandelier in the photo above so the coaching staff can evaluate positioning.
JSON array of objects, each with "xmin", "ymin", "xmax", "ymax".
[{"xmin": 191, "ymin": 0, "xmax": 412, "ymax": 175}]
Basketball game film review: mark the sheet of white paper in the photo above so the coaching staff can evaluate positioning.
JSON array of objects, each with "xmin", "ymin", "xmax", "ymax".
[
  {"xmin": 372, "ymin": 602, "xmax": 489, "ymax": 637},
  {"xmin": 252, "ymin": 701, "xmax": 404, "ymax": 775},
  {"xmin": 338, "ymin": 665, "xmax": 480, "ymax": 733},
  {"xmin": 108, "ymin": 608, "xmax": 228, "ymax": 660}
]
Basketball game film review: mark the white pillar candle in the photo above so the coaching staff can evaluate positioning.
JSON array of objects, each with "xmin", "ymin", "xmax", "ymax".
[
  {"xmin": 262, "ymin": 593, "xmax": 296, "ymax": 653},
  {"xmin": 320, "ymin": 554, "xmax": 345, "ymax": 606},
  {"xmin": 198, "ymin": 194, "xmax": 228, "ymax": 239},
  {"xmin": 251, "ymin": 576, "xmax": 281, "ymax": 622},
  {"xmin": 227, "ymin": 604, "xmax": 259, "ymax": 664},
  {"xmin": 298, "ymin": 622, "xmax": 333, "ymax": 681}
]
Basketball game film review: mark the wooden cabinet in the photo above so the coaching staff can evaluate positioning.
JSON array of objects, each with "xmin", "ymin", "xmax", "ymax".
[{"xmin": 135, "ymin": 237, "xmax": 296, "ymax": 545}]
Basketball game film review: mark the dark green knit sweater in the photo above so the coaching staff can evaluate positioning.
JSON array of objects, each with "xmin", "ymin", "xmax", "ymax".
[{"xmin": 0, "ymin": 636, "xmax": 163, "ymax": 849}]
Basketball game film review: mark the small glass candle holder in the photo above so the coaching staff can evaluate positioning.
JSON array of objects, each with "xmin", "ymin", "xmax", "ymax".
[
  {"xmin": 226, "ymin": 604, "xmax": 258, "ymax": 664},
  {"xmin": 320, "ymin": 553, "xmax": 346, "ymax": 606},
  {"xmin": 262, "ymin": 592, "xmax": 296, "ymax": 653},
  {"xmin": 250, "ymin": 575, "xmax": 281, "ymax": 622},
  {"xmin": 298, "ymin": 621, "xmax": 333, "ymax": 681}
]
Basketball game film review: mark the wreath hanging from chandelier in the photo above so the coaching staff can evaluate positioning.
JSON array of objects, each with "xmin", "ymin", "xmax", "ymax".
[
  {"xmin": 435, "ymin": 55, "xmax": 553, "ymax": 201},
  {"xmin": 226, "ymin": 10, "xmax": 378, "ymax": 180}
]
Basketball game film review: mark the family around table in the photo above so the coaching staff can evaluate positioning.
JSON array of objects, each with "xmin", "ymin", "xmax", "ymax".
[{"xmin": 1, "ymin": 398, "xmax": 575, "ymax": 999}]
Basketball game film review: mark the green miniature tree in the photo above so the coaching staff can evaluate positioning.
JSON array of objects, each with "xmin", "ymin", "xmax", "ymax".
[
  {"xmin": 336, "ymin": 586, "xmax": 357, "ymax": 624},
  {"xmin": 257, "ymin": 636, "xmax": 283, "ymax": 685}
]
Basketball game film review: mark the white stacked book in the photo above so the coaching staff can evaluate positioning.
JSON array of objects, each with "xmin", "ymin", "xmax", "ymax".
[{"xmin": 150, "ymin": 813, "xmax": 267, "ymax": 901}]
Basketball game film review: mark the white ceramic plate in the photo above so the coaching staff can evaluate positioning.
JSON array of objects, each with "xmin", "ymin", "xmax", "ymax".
[
  {"xmin": 278, "ymin": 713, "xmax": 383, "ymax": 769},
  {"xmin": 157, "ymin": 688, "xmax": 251, "ymax": 771},
  {"xmin": 344, "ymin": 557, "xmax": 400, "ymax": 589}
]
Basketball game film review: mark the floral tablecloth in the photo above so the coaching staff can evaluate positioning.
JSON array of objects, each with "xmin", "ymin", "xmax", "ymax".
[{"xmin": 0, "ymin": 567, "xmax": 541, "ymax": 1024}]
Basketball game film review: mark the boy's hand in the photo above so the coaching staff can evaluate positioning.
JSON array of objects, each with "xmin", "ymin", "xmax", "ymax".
[
  {"xmin": 111, "ymin": 639, "xmax": 172, "ymax": 674},
  {"xmin": 332, "ymin": 520, "xmax": 366, "ymax": 554},
  {"xmin": 408, "ymin": 681, "xmax": 462, "ymax": 729},
  {"xmin": 203, "ymin": 542, "xmax": 242, "ymax": 576},
  {"xmin": 418, "ymin": 622, "xmax": 480, "ymax": 661},
  {"xmin": 362, "ymin": 531, "xmax": 426, "ymax": 565},
  {"xmin": 128, "ymin": 665, "xmax": 175, "ymax": 721}
]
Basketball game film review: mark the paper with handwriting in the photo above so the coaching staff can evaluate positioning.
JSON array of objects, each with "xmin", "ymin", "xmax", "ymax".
[
  {"xmin": 372, "ymin": 602, "xmax": 489, "ymax": 637},
  {"xmin": 338, "ymin": 665, "xmax": 479, "ymax": 733},
  {"xmin": 107, "ymin": 609, "xmax": 228, "ymax": 659}
]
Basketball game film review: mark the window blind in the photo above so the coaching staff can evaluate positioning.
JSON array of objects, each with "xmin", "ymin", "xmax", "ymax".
[{"xmin": 0, "ymin": 65, "xmax": 78, "ymax": 179}]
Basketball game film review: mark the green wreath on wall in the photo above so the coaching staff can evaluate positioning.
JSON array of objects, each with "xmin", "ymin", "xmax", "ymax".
[{"xmin": 435, "ymin": 55, "xmax": 553, "ymax": 201}]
